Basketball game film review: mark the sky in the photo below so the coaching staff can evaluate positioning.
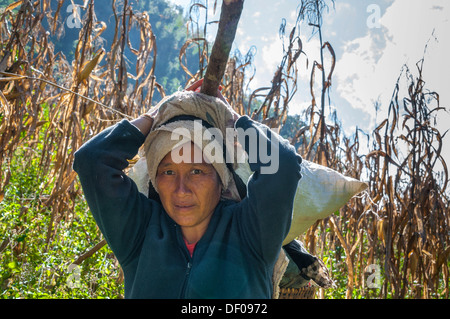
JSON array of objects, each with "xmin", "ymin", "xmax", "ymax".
[{"xmin": 169, "ymin": 0, "xmax": 450, "ymax": 176}]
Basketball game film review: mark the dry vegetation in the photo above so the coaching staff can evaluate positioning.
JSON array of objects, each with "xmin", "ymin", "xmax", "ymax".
[{"xmin": 1, "ymin": 0, "xmax": 448, "ymax": 298}]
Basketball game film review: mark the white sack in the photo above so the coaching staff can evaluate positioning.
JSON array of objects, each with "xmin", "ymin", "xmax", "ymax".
[
  {"xmin": 283, "ymin": 160, "xmax": 367, "ymax": 245},
  {"xmin": 128, "ymin": 156, "xmax": 150, "ymax": 195},
  {"xmin": 127, "ymin": 157, "xmax": 368, "ymax": 246}
]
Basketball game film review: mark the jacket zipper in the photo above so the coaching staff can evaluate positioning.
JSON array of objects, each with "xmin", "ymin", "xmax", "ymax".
[
  {"xmin": 175, "ymin": 224, "xmax": 193, "ymax": 298},
  {"xmin": 180, "ymin": 261, "xmax": 192, "ymax": 297}
]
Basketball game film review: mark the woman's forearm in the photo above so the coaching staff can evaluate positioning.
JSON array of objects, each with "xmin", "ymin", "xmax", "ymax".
[
  {"xmin": 235, "ymin": 115, "xmax": 302, "ymax": 262},
  {"xmin": 73, "ymin": 119, "xmax": 152, "ymax": 265}
]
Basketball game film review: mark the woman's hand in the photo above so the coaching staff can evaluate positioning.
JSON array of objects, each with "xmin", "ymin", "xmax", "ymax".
[
  {"xmin": 131, "ymin": 107, "xmax": 158, "ymax": 137},
  {"xmin": 185, "ymin": 79, "xmax": 204, "ymax": 92}
]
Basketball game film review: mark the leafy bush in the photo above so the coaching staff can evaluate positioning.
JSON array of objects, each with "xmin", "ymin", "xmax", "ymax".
[{"xmin": 0, "ymin": 119, "xmax": 123, "ymax": 299}]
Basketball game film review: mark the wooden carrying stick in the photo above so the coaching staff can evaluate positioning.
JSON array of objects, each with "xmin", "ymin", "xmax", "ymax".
[{"xmin": 200, "ymin": 0, "xmax": 244, "ymax": 96}]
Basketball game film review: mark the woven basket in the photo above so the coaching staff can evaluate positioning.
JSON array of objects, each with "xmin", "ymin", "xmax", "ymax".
[{"xmin": 278, "ymin": 287, "xmax": 316, "ymax": 299}]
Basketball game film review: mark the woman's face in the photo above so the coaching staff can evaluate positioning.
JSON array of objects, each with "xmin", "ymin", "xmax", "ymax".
[{"xmin": 156, "ymin": 142, "xmax": 222, "ymax": 231}]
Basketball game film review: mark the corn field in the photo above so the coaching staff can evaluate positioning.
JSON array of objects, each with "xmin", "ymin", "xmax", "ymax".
[{"xmin": 0, "ymin": 0, "xmax": 449, "ymax": 299}]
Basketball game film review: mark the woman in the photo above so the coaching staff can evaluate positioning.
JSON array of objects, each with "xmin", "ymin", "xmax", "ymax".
[{"xmin": 73, "ymin": 80, "xmax": 302, "ymax": 298}]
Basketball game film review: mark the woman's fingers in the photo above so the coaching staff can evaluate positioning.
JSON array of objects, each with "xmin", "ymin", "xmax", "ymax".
[
  {"xmin": 185, "ymin": 79, "xmax": 204, "ymax": 92},
  {"xmin": 186, "ymin": 79, "xmax": 223, "ymax": 94}
]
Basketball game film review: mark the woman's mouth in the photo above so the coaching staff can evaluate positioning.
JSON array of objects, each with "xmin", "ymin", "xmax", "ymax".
[{"xmin": 174, "ymin": 203, "xmax": 195, "ymax": 210}]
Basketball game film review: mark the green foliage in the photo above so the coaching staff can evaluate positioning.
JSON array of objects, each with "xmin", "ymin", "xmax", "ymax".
[{"xmin": 0, "ymin": 110, "xmax": 123, "ymax": 299}]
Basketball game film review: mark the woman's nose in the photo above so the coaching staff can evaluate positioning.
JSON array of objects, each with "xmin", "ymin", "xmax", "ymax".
[{"xmin": 174, "ymin": 175, "xmax": 191, "ymax": 195}]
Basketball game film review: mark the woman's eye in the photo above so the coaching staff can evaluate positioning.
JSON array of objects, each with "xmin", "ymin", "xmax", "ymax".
[
  {"xmin": 163, "ymin": 170, "xmax": 175, "ymax": 175},
  {"xmin": 191, "ymin": 169, "xmax": 202, "ymax": 175}
]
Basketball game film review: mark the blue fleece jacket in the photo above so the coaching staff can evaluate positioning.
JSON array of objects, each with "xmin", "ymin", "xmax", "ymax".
[{"xmin": 73, "ymin": 115, "xmax": 301, "ymax": 299}]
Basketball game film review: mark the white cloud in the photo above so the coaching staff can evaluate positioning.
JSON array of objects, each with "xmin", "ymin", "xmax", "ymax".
[
  {"xmin": 251, "ymin": 35, "xmax": 283, "ymax": 88},
  {"xmin": 168, "ymin": 0, "xmax": 450, "ymax": 172},
  {"xmin": 335, "ymin": 30, "xmax": 396, "ymax": 122},
  {"xmin": 336, "ymin": 0, "xmax": 450, "ymax": 125},
  {"xmin": 335, "ymin": 0, "xmax": 450, "ymax": 168}
]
